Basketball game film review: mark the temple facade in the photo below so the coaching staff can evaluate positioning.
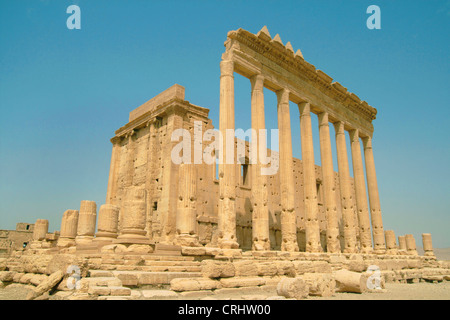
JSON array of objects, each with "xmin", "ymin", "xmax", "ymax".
[{"xmin": 101, "ymin": 26, "xmax": 396, "ymax": 254}]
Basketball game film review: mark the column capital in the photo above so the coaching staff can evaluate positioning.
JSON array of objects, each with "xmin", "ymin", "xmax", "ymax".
[
  {"xmin": 362, "ymin": 136, "xmax": 373, "ymax": 149},
  {"xmin": 250, "ymin": 74, "xmax": 264, "ymax": 91},
  {"xmin": 318, "ymin": 112, "xmax": 329, "ymax": 126},
  {"xmin": 220, "ymin": 60, "xmax": 234, "ymax": 77},
  {"xmin": 349, "ymin": 128, "xmax": 360, "ymax": 142},
  {"xmin": 334, "ymin": 121, "xmax": 345, "ymax": 134},
  {"xmin": 298, "ymin": 101, "xmax": 311, "ymax": 116},
  {"xmin": 276, "ymin": 88, "xmax": 290, "ymax": 102}
]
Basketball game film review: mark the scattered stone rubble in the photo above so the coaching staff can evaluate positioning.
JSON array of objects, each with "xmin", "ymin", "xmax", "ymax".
[
  {"xmin": 1, "ymin": 246, "xmax": 449, "ymax": 300},
  {"xmin": 1, "ymin": 26, "xmax": 448, "ymax": 300}
]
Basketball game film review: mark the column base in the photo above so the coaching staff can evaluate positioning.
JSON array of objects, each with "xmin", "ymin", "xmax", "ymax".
[
  {"xmin": 281, "ymin": 239, "xmax": 299, "ymax": 252},
  {"xmin": 373, "ymin": 249, "xmax": 387, "ymax": 255},
  {"xmin": 175, "ymin": 234, "xmax": 201, "ymax": 247},
  {"xmin": 218, "ymin": 239, "xmax": 240, "ymax": 249},
  {"xmin": 385, "ymin": 249, "xmax": 398, "ymax": 255},
  {"xmin": 115, "ymin": 229, "xmax": 150, "ymax": 245},
  {"xmin": 359, "ymin": 247, "xmax": 373, "ymax": 254},
  {"xmin": 252, "ymin": 239, "xmax": 270, "ymax": 251},
  {"xmin": 75, "ymin": 236, "xmax": 94, "ymax": 246},
  {"xmin": 57, "ymin": 238, "xmax": 76, "ymax": 248},
  {"xmin": 92, "ymin": 237, "xmax": 116, "ymax": 247}
]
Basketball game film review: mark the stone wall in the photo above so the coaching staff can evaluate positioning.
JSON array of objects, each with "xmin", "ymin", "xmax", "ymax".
[{"xmin": 0, "ymin": 223, "xmax": 34, "ymax": 257}]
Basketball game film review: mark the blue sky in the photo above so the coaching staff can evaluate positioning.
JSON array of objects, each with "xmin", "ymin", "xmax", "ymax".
[{"xmin": 0, "ymin": 0, "xmax": 449, "ymax": 247}]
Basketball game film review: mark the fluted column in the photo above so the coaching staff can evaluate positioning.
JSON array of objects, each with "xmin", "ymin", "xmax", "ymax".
[
  {"xmin": 106, "ymin": 137, "xmax": 121, "ymax": 205},
  {"xmin": 57, "ymin": 210, "xmax": 79, "ymax": 247},
  {"xmin": 250, "ymin": 74, "xmax": 270, "ymax": 251},
  {"xmin": 277, "ymin": 88, "xmax": 299, "ymax": 252},
  {"xmin": 318, "ymin": 112, "xmax": 340, "ymax": 253},
  {"xmin": 145, "ymin": 121, "xmax": 157, "ymax": 239},
  {"xmin": 334, "ymin": 121, "xmax": 357, "ymax": 253},
  {"xmin": 362, "ymin": 136, "xmax": 385, "ymax": 253},
  {"xmin": 118, "ymin": 131, "xmax": 136, "ymax": 231},
  {"xmin": 218, "ymin": 59, "xmax": 239, "ymax": 249},
  {"xmin": 299, "ymin": 102, "xmax": 321, "ymax": 253},
  {"xmin": 349, "ymin": 129, "xmax": 372, "ymax": 253},
  {"xmin": 176, "ymin": 163, "xmax": 200, "ymax": 247},
  {"xmin": 116, "ymin": 186, "xmax": 150, "ymax": 244}
]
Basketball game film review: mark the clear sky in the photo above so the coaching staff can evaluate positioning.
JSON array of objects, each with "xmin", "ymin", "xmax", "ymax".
[{"xmin": 0, "ymin": 0, "xmax": 449, "ymax": 247}]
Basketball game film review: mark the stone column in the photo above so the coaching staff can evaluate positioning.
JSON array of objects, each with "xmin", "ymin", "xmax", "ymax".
[
  {"xmin": 349, "ymin": 129, "xmax": 372, "ymax": 253},
  {"xmin": 385, "ymin": 230, "xmax": 398, "ymax": 254},
  {"xmin": 176, "ymin": 163, "xmax": 200, "ymax": 247},
  {"xmin": 299, "ymin": 102, "xmax": 321, "ymax": 253},
  {"xmin": 334, "ymin": 121, "xmax": 357, "ymax": 253},
  {"xmin": 116, "ymin": 186, "xmax": 150, "ymax": 244},
  {"xmin": 362, "ymin": 136, "xmax": 385, "ymax": 253},
  {"xmin": 318, "ymin": 112, "xmax": 340, "ymax": 253},
  {"xmin": 277, "ymin": 88, "xmax": 299, "ymax": 252},
  {"xmin": 94, "ymin": 204, "xmax": 119, "ymax": 244},
  {"xmin": 145, "ymin": 121, "xmax": 156, "ymax": 239},
  {"xmin": 106, "ymin": 137, "xmax": 121, "ymax": 205},
  {"xmin": 57, "ymin": 210, "xmax": 79, "ymax": 247},
  {"xmin": 160, "ymin": 112, "xmax": 182, "ymax": 244},
  {"xmin": 32, "ymin": 219, "xmax": 49, "ymax": 241},
  {"xmin": 75, "ymin": 200, "xmax": 97, "ymax": 246},
  {"xmin": 250, "ymin": 74, "xmax": 270, "ymax": 251},
  {"xmin": 422, "ymin": 233, "xmax": 435, "ymax": 257},
  {"xmin": 118, "ymin": 131, "xmax": 136, "ymax": 231},
  {"xmin": 398, "ymin": 235, "xmax": 407, "ymax": 251},
  {"xmin": 405, "ymin": 234, "xmax": 418, "ymax": 255},
  {"xmin": 217, "ymin": 59, "xmax": 239, "ymax": 249}
]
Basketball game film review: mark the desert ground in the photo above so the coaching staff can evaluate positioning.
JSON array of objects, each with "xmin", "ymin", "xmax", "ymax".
[{"xmin": 1, "ymin": 278, "xmax": 449, "ymax": 300}]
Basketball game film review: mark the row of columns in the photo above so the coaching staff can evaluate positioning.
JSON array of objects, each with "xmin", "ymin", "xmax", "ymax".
[
  {"xmin": 218, "ymin": 58, "xmax": 386, "ymax": 253},
  {"xmin": 55, "ymin": 194, "xmax": 150, "ymax": 248}
]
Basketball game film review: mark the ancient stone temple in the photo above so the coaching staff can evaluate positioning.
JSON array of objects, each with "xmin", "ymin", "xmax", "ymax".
[
  {"xmin": 104, "ymin": 26, "xmax": 385, "ymax": 254},
  {"xmin": 1, "ymin": 27, "xmax": 448, "ymax": 300}
]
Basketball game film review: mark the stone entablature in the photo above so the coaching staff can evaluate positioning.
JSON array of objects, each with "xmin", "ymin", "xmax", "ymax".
[{"xmin": 225, "ymin": 27, "xmax": 376, "ymax": 137}]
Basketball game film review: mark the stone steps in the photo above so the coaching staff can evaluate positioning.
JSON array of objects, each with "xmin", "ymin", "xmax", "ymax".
[
  {"xmin": 90, "ymin": 265, "xmax": 201, "ymax": 272},
  {"xmin": 110, "ymin": 270, "xmax": 202, "ymax": 286}
]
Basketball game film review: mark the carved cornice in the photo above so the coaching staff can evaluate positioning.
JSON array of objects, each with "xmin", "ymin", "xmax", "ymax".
[{"xmin": 112, "ymin": 98, "xmax": 210, "ymax": 142}]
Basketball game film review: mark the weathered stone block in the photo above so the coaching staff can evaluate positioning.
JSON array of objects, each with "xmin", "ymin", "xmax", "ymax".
[
  {"xmin": 220, "ymin": 277, "xmax": 266, "ymax": 288},
  {"xmin": 277, "ymin": 278, "xmax": 309, "ymax": 300},
  {"xmin": 303, "ymin": 273, "xmax": 335, "ymax": 297},
  {"xmin": 201, "ymin": 260, "xmax": 235, "ymax": 278},
  {"xmin": 170, "ymin": 278, "xmax": 201, "ymax": 291}
]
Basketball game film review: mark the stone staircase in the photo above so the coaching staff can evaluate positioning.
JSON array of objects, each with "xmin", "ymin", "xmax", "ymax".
[{"xmin": 87, "ymin": 254, "xmax": 204, "ymax": 288}]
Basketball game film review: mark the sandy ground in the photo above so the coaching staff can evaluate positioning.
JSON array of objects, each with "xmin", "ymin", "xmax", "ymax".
[
  {"xmin": 310, "ymin": 281, "xmax": 450, "ymax": 300},
  {"xmin": 1, "ymin": 281, "xmax": 449, "ymax": 300}
]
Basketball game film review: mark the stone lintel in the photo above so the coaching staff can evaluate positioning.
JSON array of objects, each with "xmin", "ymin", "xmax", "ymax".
[{"xmin": 226, "ymin": 28, "xmax": 377, "ymax": 136}]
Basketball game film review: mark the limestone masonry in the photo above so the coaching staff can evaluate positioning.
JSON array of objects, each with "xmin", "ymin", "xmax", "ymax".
[{"xmin": 0, "ymin": 27, "xmax": 448, "ymax": 300}]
